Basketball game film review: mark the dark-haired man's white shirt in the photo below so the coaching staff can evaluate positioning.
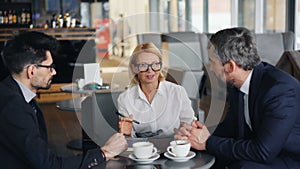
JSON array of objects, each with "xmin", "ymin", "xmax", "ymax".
[{"xmin": 14, "ymin": 78, "xmax": 36, "ymax": 103}]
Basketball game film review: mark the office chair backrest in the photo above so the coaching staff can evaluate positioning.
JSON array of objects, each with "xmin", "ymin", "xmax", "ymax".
[
  {"xmin": 162, "ymin": 32, "xmax": 203, "ymax": 71},
  {"xmin": 163, "ymin": 32, "xmax": 206, "ymax": 116},
  {"xmin": 137, "ymin": 33, "xmax": 162, "ymax": 49},
  {"xmin": 255, "ymin": 32, "xmax": 295, "ymax": 65},
  {"xmin": 81, "ymin": 91, "xmax": 121, "ymax": 149}
]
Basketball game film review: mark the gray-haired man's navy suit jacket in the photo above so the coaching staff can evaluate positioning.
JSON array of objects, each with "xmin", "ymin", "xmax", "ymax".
[{"xmin": 206, "ymin": 62, "xmax": 300, "ymax": 168}]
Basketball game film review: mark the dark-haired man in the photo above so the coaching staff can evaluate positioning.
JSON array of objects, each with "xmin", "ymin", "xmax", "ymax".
[{"xmin": 0, "ymin": 31, "xmax": 128, "ymax": 169}]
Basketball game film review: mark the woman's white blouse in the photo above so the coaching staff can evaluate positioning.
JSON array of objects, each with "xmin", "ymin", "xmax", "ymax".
[{"xmin": 117, "ymin": 81, "xmax": 195, "ymax": 137}]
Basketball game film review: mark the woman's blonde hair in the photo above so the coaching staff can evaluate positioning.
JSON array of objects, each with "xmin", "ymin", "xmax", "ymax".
[{"xmin": 129, "ymin": 42, "xmax": 165, "ymax": 85}]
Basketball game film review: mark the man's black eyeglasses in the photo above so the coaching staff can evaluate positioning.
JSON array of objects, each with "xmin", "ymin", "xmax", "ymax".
[
  {"xmin": 134, "ymin": 62, "xmax": 162, "ymax": 72},
  {"xmin": 33, "ymin": 63, "xmax": 55, "ymax": 71}
]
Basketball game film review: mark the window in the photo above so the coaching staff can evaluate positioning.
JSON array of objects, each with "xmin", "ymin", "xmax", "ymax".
[
  {"xmin": 191, "ymin": 0, "xmax": 204, "ymax": 32},
  {"xmin": 238, "ymin": 0, "xmax": 255, "ymax": 30},
  {"xmin": 208, "ymin": 0, "xmax": 231, "ymax": 33},
  {"xmin": 264, "ymin": 0, "xmax": 286, "ymax": 33}
]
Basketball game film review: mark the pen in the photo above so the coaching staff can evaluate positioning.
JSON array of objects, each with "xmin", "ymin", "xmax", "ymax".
[{"xmin": 116, "ymin": 111, "xmax": 140, "ymax": 124}]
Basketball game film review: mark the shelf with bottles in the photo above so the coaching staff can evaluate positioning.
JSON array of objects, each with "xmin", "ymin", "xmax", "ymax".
[
  {"xmin": 0, "ymin": 3, "xmax": 32, "ymax": 28},
  {"xmin": 47, "ymin": 12, "xmax": 77, "ymax": 29},
  {"xmin": 0, "ymin": 27, "xmax": 97, "ymax": 42}
]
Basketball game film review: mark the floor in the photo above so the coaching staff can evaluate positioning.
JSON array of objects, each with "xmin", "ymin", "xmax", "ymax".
[{"xmin": 41, "ymin": 103, "xmax": 82, "ymax": 156}]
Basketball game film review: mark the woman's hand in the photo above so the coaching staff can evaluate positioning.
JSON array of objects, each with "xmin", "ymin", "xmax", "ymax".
[
  {"xmin": 101, "ymin": 133, "xmax": 128, "ymax": 160},
  {"xmin": 174, "ymin": 122, "xmax": 193, "ymax": 140}
]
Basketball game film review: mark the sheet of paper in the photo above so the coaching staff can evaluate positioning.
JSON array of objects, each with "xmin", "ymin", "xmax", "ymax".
[{"xmin": 84, "ymin": 63, "xmax": 103, "ymax": 85}]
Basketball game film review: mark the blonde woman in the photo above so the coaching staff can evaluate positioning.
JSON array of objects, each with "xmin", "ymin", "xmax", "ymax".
[{"xmin": 118, "ymin": 42, "xmax": 195, "ymax": 138}]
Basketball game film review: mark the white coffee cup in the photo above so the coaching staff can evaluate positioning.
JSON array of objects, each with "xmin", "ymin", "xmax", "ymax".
[
  {"xmin": 133, "ymin": 142, "xmax": 157, "ymax": 159},
  {"xmin": 167, "ymin": 140, "xmax": 190, "ymax": 157}
]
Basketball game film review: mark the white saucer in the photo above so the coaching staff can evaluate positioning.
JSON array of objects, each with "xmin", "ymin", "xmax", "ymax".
[
  {"xmin": 164, "ymin": 151, "xmax": 196, "ymax": 162},
  {"xmin": 128, "ymin": 153, "xmax": 160, "ymax": 164}
]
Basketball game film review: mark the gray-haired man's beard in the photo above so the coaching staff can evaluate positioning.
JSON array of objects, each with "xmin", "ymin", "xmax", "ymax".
[{"xmin": 227, "ymin": 80, "xmax": 235, "ymax": 88}]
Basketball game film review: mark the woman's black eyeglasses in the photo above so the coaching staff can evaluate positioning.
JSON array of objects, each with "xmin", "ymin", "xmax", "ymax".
[{"xmin": 134, "ymin": 62, "xmax": 162, "ymax": 72}]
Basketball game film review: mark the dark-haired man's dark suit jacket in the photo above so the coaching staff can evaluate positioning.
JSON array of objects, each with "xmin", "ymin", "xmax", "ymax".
[
  {"xmin": 0, "ymin": 76, "xmax": 104, "ymax": 169},
  {"xmin": 206, "ymin": 62, "xmax": 300, "ymax": 168}
]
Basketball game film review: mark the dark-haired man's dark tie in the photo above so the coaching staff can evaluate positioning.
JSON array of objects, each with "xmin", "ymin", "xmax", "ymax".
[
  {"xmin": 30, "ymin": 99, "xmax": 38, "ymax": 115},
  {"xmin": 29, "ymin": 99, "xmax": 48, "ymax": 141}
]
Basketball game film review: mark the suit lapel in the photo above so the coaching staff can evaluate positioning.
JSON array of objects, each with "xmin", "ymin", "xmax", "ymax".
[
  {"xmin": 248, "ymin": 63, "xmax": 264, "ymax": 131},
  {"xmin": 4, "ymin": 76, "xmax": 48, "ymax": 141},
  {"xmin": 237, "ymin": 90, "xmax": 245, "ymax": 138},
  {"xmin": 4, "ymin": 76, "xmax": 23, "ymax": 96}
]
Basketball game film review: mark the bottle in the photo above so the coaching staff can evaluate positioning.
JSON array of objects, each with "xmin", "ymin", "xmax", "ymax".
[
  {"xmin": 50, "ymin": 14, "xmax": 57, "ymax": 28},
  {"xmin": 3, "ymin": 10, "xmax": 8, "ymax": 24},
  {"xmin": 59, "ymin": 14, "xmax": 64, "ymax": 28},
  {"xmin": 62, "ymin": 13, "xmax": 67, "ymax": 28},
  {"xmin": 58, "ymin": 14, "xmax": 63, "ymax": 28},
  {"xmin": 56, "ymin": 14, "xmax": 61, "ymax": 28},
  {"xmin": 64, "ymin": 12, "xmax": 71, "ymax": 28},
  {"xmin": 21, "ymin": 8, "xmax": 26, "ymax": 24},
  {"xmin": 8, "ymin": 9, "xmax": 13, "ymax": 24},
  {"xmin": 25, "ymin": 9, "xmax": 31, "ymax": 24},
  {"xmin": 71, "ymin": 18, "xmax": 76, "ymax": 28},
  {"xmin": 0, "ymin": 11, "xmax": 4, "ymax": 24},
  {"xmin": 44, "ymin": 20, "xmax": 49, "ymax": 29},
  {"xmin": 12, "ymin": 9, "xmax": 17, "ymax": 24}
]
